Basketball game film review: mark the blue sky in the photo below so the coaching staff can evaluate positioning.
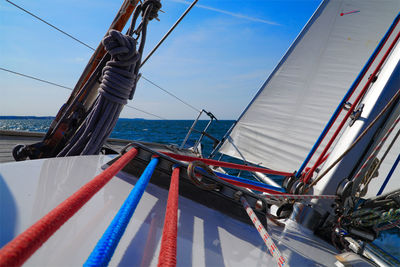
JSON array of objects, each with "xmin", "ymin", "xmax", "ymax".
[{"xmin": 0, "ymin": 0, "xmax": 322, "ymax": 119}]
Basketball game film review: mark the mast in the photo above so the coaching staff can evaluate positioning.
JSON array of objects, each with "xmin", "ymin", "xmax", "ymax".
[{"xmin": 295, "ymin": 24, "xmax": 400, "ymax": 229}]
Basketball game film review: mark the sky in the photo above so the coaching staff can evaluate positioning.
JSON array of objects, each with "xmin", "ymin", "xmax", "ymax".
[{"xmin": 0, "ymin": 0, "xmax": 322, "ymax": 119}]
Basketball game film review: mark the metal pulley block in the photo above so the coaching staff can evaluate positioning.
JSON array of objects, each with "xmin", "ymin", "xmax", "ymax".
[
  {"xmin": 336, "ymin": 179, "xmax": 353, "ymax": 203},
  {"xmin": 276, "ymin": 203, "xmax": 294, "ymax": 219},
  {"xmin": 282, "ymin": 175, "xmax": 297, "ymax": 191},
  {"xmin": 334, "ymin": 179, "xmax": 355, "ymax": 218},
  {"xmin": 349, "ymin": 104, "xmax": 364, "ymax": 126}
]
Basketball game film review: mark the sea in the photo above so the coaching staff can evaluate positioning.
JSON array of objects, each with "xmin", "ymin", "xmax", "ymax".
[{"xmin": 0, "ymin": 117, "xmax": 399, "ymax": 260}]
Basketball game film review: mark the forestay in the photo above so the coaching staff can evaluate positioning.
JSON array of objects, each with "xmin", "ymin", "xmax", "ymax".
[{"xmin": 219, "ymin": 0, "xmax": 400, "ymax": 171}]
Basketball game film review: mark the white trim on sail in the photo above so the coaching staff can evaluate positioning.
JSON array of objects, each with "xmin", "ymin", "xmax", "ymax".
[{"xmin": 219, "ymin": 0, "xmax": 400, "ymax": 171}]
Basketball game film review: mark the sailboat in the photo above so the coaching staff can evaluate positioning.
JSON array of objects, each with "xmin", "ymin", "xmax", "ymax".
[{"xmin": 1, "ymin": 0, "xmax": 400, "ymax": 266}]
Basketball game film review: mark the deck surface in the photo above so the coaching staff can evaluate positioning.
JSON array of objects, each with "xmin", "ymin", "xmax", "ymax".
[{"xmin": 0, "ymin": 130, "xmax": 131, "ymax": 163}]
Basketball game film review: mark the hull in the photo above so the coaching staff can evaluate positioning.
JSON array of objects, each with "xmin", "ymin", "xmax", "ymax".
[{"xmin": 0, "ymin": 155, "xmax": 340, "ymax": 266}]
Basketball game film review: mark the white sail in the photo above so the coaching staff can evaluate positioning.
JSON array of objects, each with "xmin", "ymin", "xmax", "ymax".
[{"xmin": 219, "ymin": 0, "xmax": 400, "ymax": 171}]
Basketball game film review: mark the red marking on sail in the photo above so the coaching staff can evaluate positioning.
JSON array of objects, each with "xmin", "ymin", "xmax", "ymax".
[{"xmin": 340, "ymin": 10, "xmax": 360, "ymax": 16}]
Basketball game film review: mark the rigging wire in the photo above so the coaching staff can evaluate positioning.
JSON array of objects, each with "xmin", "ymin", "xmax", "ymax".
[
  {"xmin": 304, "ymin": 88, "xmax": 400, "ymax": 192},
  {"xmin": 0, "ymin": 67, "xmax": 73, "ymax": 91},
  {"xmin": 140, "ymin": 0, "xmax": 199, "ymax": 67},
  {"xmin": 141, "ymin": 76, "xmax": 200, "ymax": 113},
  {"xmin": 5, "ymin": 0, "xmax": 96, "ymax": 51},
  {"xmin": 5, "ymin": 0, "xmax": 201, "ymax": 114},
  {"xmin": 0, "ymin": 67, "xmax": 167, "ymax": 120}
]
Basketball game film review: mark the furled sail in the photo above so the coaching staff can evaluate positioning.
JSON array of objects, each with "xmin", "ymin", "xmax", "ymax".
[{"xmin": 219, "ymin": 0, "xmax": 400, "ymax": 171}]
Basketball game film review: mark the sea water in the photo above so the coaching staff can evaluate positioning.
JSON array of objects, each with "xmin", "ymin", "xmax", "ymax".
[{"xmin": 0, "ymin": 117, "xmax": 399, "ymax": 260}]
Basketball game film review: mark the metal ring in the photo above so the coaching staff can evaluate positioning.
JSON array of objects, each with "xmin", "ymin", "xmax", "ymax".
[{"xmin": 187, "ymin": 161, "xmax": 219, "ymax": 191}]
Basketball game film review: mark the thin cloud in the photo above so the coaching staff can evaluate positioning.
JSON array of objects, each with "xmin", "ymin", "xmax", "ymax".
[{"xmin": 170, "ymin": 0, "xmax": 280, "ymax": 25}]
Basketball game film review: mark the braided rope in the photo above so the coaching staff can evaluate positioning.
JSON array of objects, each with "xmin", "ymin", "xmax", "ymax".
[
  {"xmin": 0, "ymin": 148, "xmax": 138, "ymax": 267},
  {"xmin": 357, "ymin": 208, "xmax": 400, "ymax": 227},
  {"xmin": 163, "ymin": 152, "xmax": 294, "ymax": 177},
  {"xmin": 355, "ymin": 116, "xmax": 400, "ymax": 191},
  {"xmin": 84, "ymin": 157, "xmax": 159, "ymax": 266},
  {"xmin": 375, "ymin": 219, "xmax": 400, "ymax": 231},
  {"xmin": 241, "ymin": 197, "xmax": 287, "ymax": 267},
  {"xmin": 58, "ymin": 30, "xmax": 139, "ymax": 156},
  {"xmin": 157, "ymin": 167, "xmax": 180, "ymax": 267}
]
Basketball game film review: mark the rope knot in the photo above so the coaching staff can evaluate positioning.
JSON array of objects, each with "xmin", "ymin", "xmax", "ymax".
[
  {"xmin": 99, "ymin": 30, "xmax": 139, "ymax": 105},
  {"xmin": 142, "ymin": 0, "xmax": 162, "ymax": 20}
]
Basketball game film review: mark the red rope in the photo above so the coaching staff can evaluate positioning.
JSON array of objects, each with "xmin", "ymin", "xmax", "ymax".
[
  {"xmin": 162, "ymin": 152, "xmax": 294, "ymax": 177},
  {"xmin": 0, "ymin": 148, "xmax": 138, "ymax": 267},
  {"xmin": 158, "ymin": 167, "xmax": 180, "ymax": 267},
  {"xmin": 303, "ymin": 29, "xmax": 400, "ymax": 184},
  {"xmin": 298, "ymin": 17, "xmax": 399, "ymax": 177}
]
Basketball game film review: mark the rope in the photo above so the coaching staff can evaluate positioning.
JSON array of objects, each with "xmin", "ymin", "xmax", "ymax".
[
  {"xmin": 303, "ymin": 29, "xmax": 400, "ymax": 184},
  {"xmin": 163, "ymin": 152, "xmax": 294, "ymax": 177},
  {"xmin": 378, "ymin": 153, "xmax": 400, "ymax": 196},
  {"xmin": 58, "ymin": 29, "xmax": 141, "ymax": 156},
  {"xmin": 158, "ymin": 167, "xmax": 180, "ymax": 267},
  {"xmin": 262, "ymin": 194, "xmax": 338, "ymax": 200},
  {"xmin": 357, "ymin": 208, "xmax": 400, "ymax": 227},
  {"xmin": 240, "ymin": 197, "xmax": 287, "ymax": 267},
  {"xmin": 0, "ymin": 66, "xmax": 167, "ymax": 120},
  {"xmin": 187, "ymin": 161, "xmax": 219, "ymax": 191},
  {"xmin": 84, "ymin": 157, "xmax": 159, "ymax": 267},
  {"xmin": 356, "ymin": 117, "xmax": 400, "ymax": 195},
  {"xmin": 5, "ymin": 0, "xmax": 202, "ymax": 119},
  {"xmin": 140, "ymin": 0, "xmax": 198, "ymax": 68},
  {"xmin": 188, "ymin": 162, "xmax": 337, "ymax": 200},
  {"xmin": 0, "ymin": 147, "xmax": 138, "ymax": 267},
  {"xmin": 305, "ymin": 88, "xmax": 400, "ymax": 192},
  {"xmin": 214, "ymin": 170, "xmax": 285, "ymax": 193},
  {"xmin": 220, "ymin": 177, "xmax": 285, "ymax": 195},
  {"xmin": 375, "ymin": 219, "xmax": 400, "ymax": 232},
  {"xmin": 296, "ymin": 14, "xmax": 400, "ymax": 178}
]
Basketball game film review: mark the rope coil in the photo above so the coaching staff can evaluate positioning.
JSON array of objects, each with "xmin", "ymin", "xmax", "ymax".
[{"xmin": 57, "ymin": 0, "xmax": 161, "ymax": 157}]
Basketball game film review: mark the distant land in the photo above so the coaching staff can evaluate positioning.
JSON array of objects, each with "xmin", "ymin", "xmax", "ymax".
[
  {"xmin": 0, "ymin": 116, "xmax": 147, "ymax": 120},
  {"xmin": 0, "ymin": 116, "xmax": 231, "ymax": 121},
  {"xmin": 0, "ymin": 116, "xmax": 55, "ymax": 120}
]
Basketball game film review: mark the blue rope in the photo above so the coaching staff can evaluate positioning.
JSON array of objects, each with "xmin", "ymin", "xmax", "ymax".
[
  {"xmin": 195, "ymin": 167, "xmax": 286, "ymax": 193},
  {"xmin": 215, "ymin": 171, "xmax": 286, "ymax": 193},
  {"xmin": 377, "ymin": 154, "xmax": 400, "ymax": 196},
  {"xmin": 84, "ymin": 157, "xmax": 159, "ymax": 267}
]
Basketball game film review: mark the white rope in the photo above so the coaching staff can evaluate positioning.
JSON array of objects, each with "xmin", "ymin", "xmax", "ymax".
[{"xmin": 241, "ymin": 197, "xmax": 288, "ymax": 267}]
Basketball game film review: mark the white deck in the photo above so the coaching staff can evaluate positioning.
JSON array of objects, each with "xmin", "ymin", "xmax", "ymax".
[{"xmin": 0, "ymin": 155, "xmax": 340, "ymax": 266}]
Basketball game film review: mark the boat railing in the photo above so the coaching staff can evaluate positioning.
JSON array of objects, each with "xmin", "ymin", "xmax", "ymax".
[{"xmin": 180, "ymin": 109, "xmax": 219, "ymax": 153}]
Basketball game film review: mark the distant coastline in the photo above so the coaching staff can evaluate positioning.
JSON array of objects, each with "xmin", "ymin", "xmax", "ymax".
[
  {"xmin": 0, "ymin": 116, "xmax": 55, "ymax": 120},
  {"xmin": 0, "ymin": 116, "xmax": 146, "ymax": 120},
  {"xmin": 0, "ymin": 116, "xmax": 233, "ymax": 121}
]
